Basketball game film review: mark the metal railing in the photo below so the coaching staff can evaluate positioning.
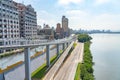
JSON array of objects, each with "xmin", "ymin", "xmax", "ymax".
[{"xmin": 0, "ymin": 36, "xmax": 77, "ymax": 49}]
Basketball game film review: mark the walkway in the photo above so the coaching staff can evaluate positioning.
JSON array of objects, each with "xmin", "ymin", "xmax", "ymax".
[
  {"xmin": 43, "ymin": 42, "xmax": 74, "ymax": 80},
  {"xmin": 44, "ymin": 42, "xmax": 84, "ymax": 80},
  {"xmin": 53, "ymin": 42, "xmax": 84, "ymax": 80}
]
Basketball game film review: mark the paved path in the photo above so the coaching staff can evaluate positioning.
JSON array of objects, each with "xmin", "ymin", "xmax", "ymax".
[
  {"xmin": 43, "ymin": 42, "xmax": 74, "ymax": 80},
  {"xmin": 45, "ymin": 42, "xmax": 84, "ymax": 80}
]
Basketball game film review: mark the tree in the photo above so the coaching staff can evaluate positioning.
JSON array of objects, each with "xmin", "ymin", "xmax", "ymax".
[{"xmin": 78, "ymin": 34, "xmax": 92, "ymax": 42}]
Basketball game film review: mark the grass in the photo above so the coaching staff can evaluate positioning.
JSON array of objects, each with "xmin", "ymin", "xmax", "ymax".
[
  {"xmin": 80, "ymin": 41, "xmax": 94, "ymax": 80},
  {"xmin": 32, "ymin": 55, "xmax": 57, "ymax": 79},
  {"xmin": 31, "ymin": 62, "xmax": 46, "ymax": 79},
  {"xmin": 50, "ymin": 55, "xmax": 57, "ymax": 64},
  {"xmin": 73, "ymin": 42, "xmax": 77, "ymax": 48},
  {"xmin": 0, "ymin": 49, "xmax": 24, "ymax": 58},
  {"xmin": 31, "ymin": 49, "xmax": 64, "ymax": 79},
  {"xmin": 59, "ymin": 50, "xmax": 63, "ymax": 54},
  {"xmin": 74, "ymin": 63, "xmax": 81, "ymax": 80}
]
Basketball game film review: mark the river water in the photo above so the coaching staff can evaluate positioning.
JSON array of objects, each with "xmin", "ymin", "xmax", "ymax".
[{"xmin": 90, "ymin": 34, "xmax": 120, "ymax": 80}]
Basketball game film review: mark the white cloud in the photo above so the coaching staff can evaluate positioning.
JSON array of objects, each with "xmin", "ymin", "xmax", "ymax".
[
  {"xmin": 66, "ymin": 10, "xmax": 87, "ymax": 17},
  {"xmin": 65, "ymin": 10, "xmax": 90, "ymax": 29},
  {"xmin": 58, "ymin": 0, "xmax": 83, "ymax": 5},
  {"xmin": 13, "ymin": 0, "xmax": 37, "ymax": 5},
  {"xmin": 93, "ymin": 14, "xmax": 120, "ymax": 26},
  {"xmin": 64, "ymin": 10, "xmax": 120, "ymax": 30},
  {"xmin": 37, "ymin": 10, "xmax": 58, "ymax": 27},
  {"xmin": 94, "ymin": 0, "xmax": 110, "ymax": 5}
]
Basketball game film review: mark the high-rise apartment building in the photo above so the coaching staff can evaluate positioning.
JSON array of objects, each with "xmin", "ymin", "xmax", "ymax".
[
  {"xmin": 0, "ymin": 0, "xmax": 20, "ymax": 45},
  {"xmin": 56, "ymin": 23, "xmax": 63, "ymax": 39},
  {"xmin": 56, "ymin": 23, "xmax": 61, "ymax": 33},
  {"xmin": 15, "ymin": 3, "xmax": 37, "ymax": 39},
  {"xmin": 62, "ymin": 16, "xmax": 69, "ymax": 37},
  {"xmin": 0, "ymin": 0, "xmax": 37, "ymax": 53},
  {"xmin": 0, "ymin": 0, "xmax": 20, "ymax": 53}
]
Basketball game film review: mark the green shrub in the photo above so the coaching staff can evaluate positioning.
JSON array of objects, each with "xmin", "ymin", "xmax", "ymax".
[
  {"xmin": 80, "ymin": 41, "xmax": 94, "ymax": 80},
  {"xmin": 78, "ymin": 34, "xmax": 92, "ymax": 42}
]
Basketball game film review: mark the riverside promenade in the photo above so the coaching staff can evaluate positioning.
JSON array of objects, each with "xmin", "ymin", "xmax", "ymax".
[{"xmin": 44, "ymin": 42, "xmax": 84, "ymax": 80}]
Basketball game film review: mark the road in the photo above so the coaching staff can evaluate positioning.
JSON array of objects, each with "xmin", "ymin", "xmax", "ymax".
[
  {"xmin": 53, "ymin": 42, "xmax": 84, "ymax": 80},
  {"xmin": 43, "ymin": 42, "xmax": 74, "ymax": 80}
]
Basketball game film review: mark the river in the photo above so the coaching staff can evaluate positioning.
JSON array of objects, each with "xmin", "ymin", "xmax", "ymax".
[
  {"xmin": 0, "ymin": 46, "xmax": 45, "ymax": 69},
  {"xmin": 90, "ymin": 34, "xmax": 120, "ymax": 80}
]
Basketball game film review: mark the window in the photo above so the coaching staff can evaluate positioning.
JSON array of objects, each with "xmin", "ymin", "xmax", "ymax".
[
  {"xmin": 4, "ymin": 25, "xmax": 7, "ymax": 28},
  {"xmin": 6, "ymin": 42, "xmax": 8, "ymax": 45},
  {"xmin": 4, "ymin": 30, "xmax": 7, "ymax": 33},
  {"xmin": 0, "ymin": 19, "xmax": 2, "ymax": 22},
  {"xmin": 3, "ymin": 14, "xmax": 5, "ymax": 17},
  {"xmin": 11, "ymin": 26, "xmax": 13, "ymax": 28},
  {"xmin": 0, "ymin": 25, "xmax": 2, "ymax": 27},
  {"xmin": 11, "ymin": 30, "xmax": 13, "ymax": 33},
  {"xmin": 0, "ymin": 36, "xmax": 3, "ymax": 38},
  {"xmin": 3, "ymin": 9, "xmax": 5, "ymax": 12},
  {"xmin": 5, "ymin": 35, "xmax": 7, "ymax": 38},
  {"xmin": 4, "ymin": 20, "xmax": 6, "ymax": 22},
  {"xmin": 11, "ymin": 21, "xmax": 13, "ymax": 23},
  {"xmin": 11, "ymin": 35, "xmax": 13, "ymax": 38},
  {"xmin": 0, "ymin": 30, "xmax": 2, "ymax": 33}
]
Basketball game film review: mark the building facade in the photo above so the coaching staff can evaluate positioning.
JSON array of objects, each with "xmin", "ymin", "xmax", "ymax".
[
  {"xmin": 37, "ymin": 24, "xmax": 54, "ymax": 40},
  {"xmin": 56, "ymin": 23, "xmax": 61, "ymax": 33},
  {"xmin": 62, "ymin": 16, "xmax": 69, "ymax": 37},
  {"xmin": 0, "ymin": 0, "xmax": 20, "ymax": 53},
  {"xmin": 0, "ymin": 0, "xmax": 37, "ymax": 53},
  {"xmin": 56, "ymin": 23, "xmax": 63, "ymax": 39},
  {"xmin": 15, "ymin": 3, "xmax": 37, "ymax": 39}
]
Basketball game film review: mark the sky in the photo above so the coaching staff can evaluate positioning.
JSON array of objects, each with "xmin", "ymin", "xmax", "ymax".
[{"xmin": 14, "ymin": 0, "xmax": 120, "ymax": 31}]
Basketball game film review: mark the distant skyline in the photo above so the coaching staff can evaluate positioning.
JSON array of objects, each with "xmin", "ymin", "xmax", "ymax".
[{"xmin": 14, "ymin": 0, "xmax": 120, "ymax": 31}]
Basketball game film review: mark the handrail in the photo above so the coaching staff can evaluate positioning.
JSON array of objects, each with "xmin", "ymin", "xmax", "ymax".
[{"xmin": 0, "ymin": 36, "xmax": 77, "ymax": 49}]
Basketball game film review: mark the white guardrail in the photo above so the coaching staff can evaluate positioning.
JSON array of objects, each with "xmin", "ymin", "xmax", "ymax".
[{"xmin": 0, "ymin": 35, "xmax": 77, "ymax": 49}]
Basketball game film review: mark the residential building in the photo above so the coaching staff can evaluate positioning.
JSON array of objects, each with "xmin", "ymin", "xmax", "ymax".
[
  {"xmin": 56, "ymin": 23, "xmax": 63, "ymax": 39},
  {"xmin": 37, "ymin": 24, "xmax": 54, "ymax": 40},
  {"xmin": 43, "ymin": 24, "xmax": 50, "ymax": 29},
  {"xmin": 0, "ymin": 0, "xmax": 20, "ymax": 53},
  {"xmin": 0, "ymin": 0, "xmax": 37, "ymax": 53},
  {"xmin": 62, "ymin": 16, "xmax": 69, "ymax": 37},
  {"xmin": 56, "ymin": 23, "xmax": 61, "ymax": 33},
  {"xmin": 15, "ymin": 3, "xmax": 37, "ymax": 39}
]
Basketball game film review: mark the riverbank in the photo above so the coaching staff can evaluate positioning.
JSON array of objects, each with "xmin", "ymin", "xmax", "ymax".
[
  {"xmin": 0, "ymin": 49, "xmax": 24, "ymax": 58},
  {"xmin": 80, "ymin": 41, "xmax": 94, "ymax": 80},
  {"xmin": 75, "ymin": 41, "xmax": 94, "ymax": 80},
  {"xmin": 75, "ymin": 34, "xmax": 94, "ymax": 80},
  {"xmin": 0, "ymin": 45, "xmax": 57, "ymax": 73}
]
